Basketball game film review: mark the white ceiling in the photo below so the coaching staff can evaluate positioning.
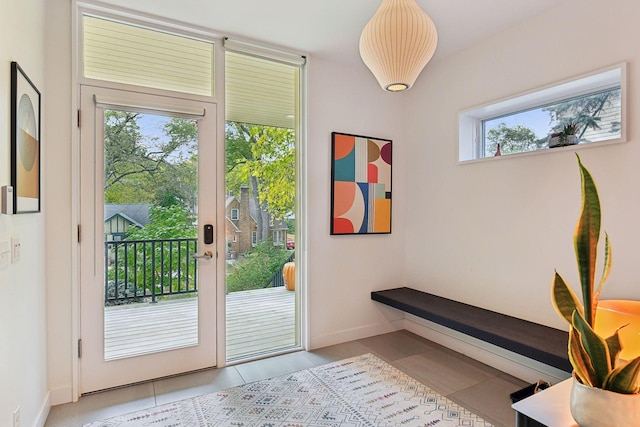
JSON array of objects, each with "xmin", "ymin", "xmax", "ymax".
[{"xmin": 98, "ymin": 0, "xmax": 567, "ymax": 66}]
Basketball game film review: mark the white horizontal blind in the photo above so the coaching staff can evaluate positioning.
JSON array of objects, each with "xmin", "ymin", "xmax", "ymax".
[
  {"xmin": 83, "ymin": 15, "xmax": 214, "ymax": 96},
  {"xmin": 225, "ymin": 51, "xmax": 299, "ymax": 129}
]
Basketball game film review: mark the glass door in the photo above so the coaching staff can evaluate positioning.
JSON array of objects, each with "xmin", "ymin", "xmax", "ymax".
[
  {"xmin": 79, "ymin": 86, "xmax": 218, "ymax": 393},
  {"xmin": 224, "ymin": 50, "xmax": 301, "ymax": 361}
]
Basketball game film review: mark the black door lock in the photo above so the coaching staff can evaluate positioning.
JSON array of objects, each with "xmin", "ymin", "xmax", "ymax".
[{"xmin": 204, "ymin": 224, "xmax": 214, "ymax": 244}]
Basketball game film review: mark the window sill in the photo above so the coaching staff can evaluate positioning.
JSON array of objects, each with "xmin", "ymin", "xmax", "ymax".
[{"xmin": 457, "ymin": 137, "xmax": 626, "ymax": 165}]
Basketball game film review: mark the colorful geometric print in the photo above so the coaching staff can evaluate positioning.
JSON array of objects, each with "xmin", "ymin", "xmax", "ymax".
[
  {"xmin": 85, "ymin": 353, "xmax": 493, "ymax": 427},
  {"xmin": 331, "ymin": 133, "xmax": 392, "ymax": 235}
]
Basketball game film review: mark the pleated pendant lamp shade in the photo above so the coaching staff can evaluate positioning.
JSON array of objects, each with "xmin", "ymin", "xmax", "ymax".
[{"xmin": 359, "ymin": 0, "xmax": 438, "ymax": 92}]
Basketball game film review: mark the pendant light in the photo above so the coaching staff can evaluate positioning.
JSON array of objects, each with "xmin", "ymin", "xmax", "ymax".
[{"xmin": 359, "ymin": 0, "xmax": 438, "ymax": 92}]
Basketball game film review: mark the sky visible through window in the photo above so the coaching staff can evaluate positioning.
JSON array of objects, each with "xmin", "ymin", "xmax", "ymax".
[
  {"xmin": 137, "ymin": 113, "xmax": 194, "ymax": 164},
  {"xmin": 484, "ymin": 108, "xmax": 556, "ymax": 141}
]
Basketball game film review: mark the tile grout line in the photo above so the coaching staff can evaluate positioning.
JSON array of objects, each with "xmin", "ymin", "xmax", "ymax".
[
  {"xmin": 152, "ymin": 380, "xmax": 158, "ymax": 407},
  {"xmin": 232, "ymin": 365, "xmax": 249, "ymax": 385}
]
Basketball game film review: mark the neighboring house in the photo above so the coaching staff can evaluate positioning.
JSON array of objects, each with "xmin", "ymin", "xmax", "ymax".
[
  {"xmin": 270, "ymin": 218, "xmax": 289, "ymax": 249},
  {"xmin": 225, "ymin": 185, "xmax": 289, "ymax": 257},
  {"xmin": 225, "ymin": 186, "xmax": 258, "ymax": 257},
  {"xmin": 104, "ymin": 204, "xmax": 150, "ymax": 241}
]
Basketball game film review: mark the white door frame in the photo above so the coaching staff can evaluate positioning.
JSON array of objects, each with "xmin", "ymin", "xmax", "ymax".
[
  {"xmin": 79, "ymin": 85, "xmax": 218, "ymax": 393},
  {"xmin": 69, "ymin": 3, "xmax": 307, "ymax": 399}
]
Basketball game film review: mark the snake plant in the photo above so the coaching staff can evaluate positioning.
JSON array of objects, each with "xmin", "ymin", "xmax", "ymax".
[{"xmin": 552, "ymin": 154, "xmax": 640, "ymax": 394}]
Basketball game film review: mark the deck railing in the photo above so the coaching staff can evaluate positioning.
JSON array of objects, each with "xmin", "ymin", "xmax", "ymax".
[
  {"xmin": 264, "ymin": 251, "xmax": 295, "ymax": 288},
  {"xmin": 105, "ymin": 239, "xmax": 295, "ymax": 304},
  {"xmin": 105, "ymin": 238, "xmax": 199, "ymax": 304}
]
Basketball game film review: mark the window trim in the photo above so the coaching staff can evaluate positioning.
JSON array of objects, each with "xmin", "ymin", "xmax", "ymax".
[
  {"xmin": 458, "ymin": 63, "xmax": 627, "ymax": 163},
  {"xmin": 230, "ymin": 208, "xmax": 239, "ymax": 220},
  {"xmin": 223, "ymin": 37, "xmax": 306, "ymax": 67},
  {"xmin": 77, "ymin": 3, "xmax": 221, "ymax": 104}
]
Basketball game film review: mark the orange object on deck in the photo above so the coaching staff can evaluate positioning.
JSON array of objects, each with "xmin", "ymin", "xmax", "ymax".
[{"xmin": 283, "ymin": 262, "xmax": 295, "ymax": 291}]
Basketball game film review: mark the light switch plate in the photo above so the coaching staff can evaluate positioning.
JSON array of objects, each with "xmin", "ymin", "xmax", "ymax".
[
  {"xmin": 11, "ymin": 237, "xmax": 21, "ymax": 263},
  {"xmin": 0, "ymin": 239, "xmax": 10, "ymax": 270}
]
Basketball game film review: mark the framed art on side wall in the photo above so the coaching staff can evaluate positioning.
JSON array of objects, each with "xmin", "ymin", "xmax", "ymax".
[
  {"xmin": 331, "ymin": 132, "xmax": 392, "ymax": 235},
  {"xmin": 11, "ymin": 61, "xmax": 41, "ymax": 213}
]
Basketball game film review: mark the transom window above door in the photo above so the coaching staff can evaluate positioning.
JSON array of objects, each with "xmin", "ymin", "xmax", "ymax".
[{"xmin": 82, "ymin": 15, "xmax": 215, "ymax": 96}]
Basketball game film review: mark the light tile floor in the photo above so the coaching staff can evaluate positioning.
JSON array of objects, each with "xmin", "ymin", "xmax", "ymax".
[{"xmin": 45, "ymin": 330, "xmax": 529, "ymax": 427}]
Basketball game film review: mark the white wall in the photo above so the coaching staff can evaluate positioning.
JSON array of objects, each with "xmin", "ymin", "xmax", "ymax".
[
  {"xmin": 305, "ymin": 57, "xmax": 407, "ymax": 349},
  {"xmin": 403, "ymin": 0, "xmax": 640, "ymax": 331},
  {"xmin": 0, "ymin": 0, "xmax": 49, "ymax": 426}
]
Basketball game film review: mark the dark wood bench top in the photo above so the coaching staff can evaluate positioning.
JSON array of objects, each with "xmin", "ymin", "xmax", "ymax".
[{"xmin": 371, "ymin": 287, "xmax": 571, "ymax": 373}]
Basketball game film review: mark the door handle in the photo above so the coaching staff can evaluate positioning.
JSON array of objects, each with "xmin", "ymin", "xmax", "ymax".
[{"xmin": 191, "ymin": 250, "xmax": 213, "ymax": 260}]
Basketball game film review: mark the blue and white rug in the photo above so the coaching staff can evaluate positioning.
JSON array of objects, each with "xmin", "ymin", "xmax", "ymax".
[{"xmin": 85, "ymin": 353, "xmax": 492, "ymax": 426}]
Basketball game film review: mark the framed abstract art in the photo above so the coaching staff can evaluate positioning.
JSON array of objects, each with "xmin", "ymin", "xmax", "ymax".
[
  {"xmin": 330, "ymin": 132, "xmax": 392, "ymax": 235},
  {"xmin": 11, "ymin": 62, "xmax": 41, "ymax": 213}
]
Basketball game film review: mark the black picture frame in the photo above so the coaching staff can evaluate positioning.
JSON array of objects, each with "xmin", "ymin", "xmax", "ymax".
[{"xmin": 11, "ymin": 61, "xmax": 41, "ymax": 214}]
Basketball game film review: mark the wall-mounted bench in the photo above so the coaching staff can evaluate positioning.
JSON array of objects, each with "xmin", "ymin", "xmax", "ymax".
[{"xmin": 371, "ymin": 287, "xmax": 571, "ymax": 373}]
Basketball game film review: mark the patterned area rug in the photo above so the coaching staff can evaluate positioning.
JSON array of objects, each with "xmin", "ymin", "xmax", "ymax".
[{"xmin": 85, "ymin": 353, "xmax": 492, "ymax": 426}]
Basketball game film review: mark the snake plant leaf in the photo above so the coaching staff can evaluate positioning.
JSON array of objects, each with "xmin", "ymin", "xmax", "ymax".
[
  {"xmin": 573, "ymin": 310, "xmax": 611, "ymax": 386},
  {"xmin": 569, "ymin": 326, "xmax": 596, "ymax": 387},
  {"xmin": 594, "ymin": 233, "xmax": 611, "ymax": 305},
  {"xmin": 551, "ymin": 271, "xmax": 583, "ymax": 324},
  {"xmin": 604, "ymin": 326, "xmax": 623, "ymax": 369},
  {"xmin": 603, "ymin": 357, "xmax": 640, "ymax": 394},
  {"xmin": 574, "ymin": 154, "xmax": 601, "ymax": 326}
]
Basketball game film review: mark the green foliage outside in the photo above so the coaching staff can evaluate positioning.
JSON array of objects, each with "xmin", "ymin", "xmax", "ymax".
[
  {"xmin": 286, "ymin": 218, "xmax": 296, "ymax": 235},
  {"xmin": 104, "ymin": 111, "xmax": 198, "ymax": 209},
  {"xmin": 103, "ymin": 111, "xmax": 202, "ymax": 303},
  {"xmin": 486, "ymin": 123, "xmax": 544, "ymax": 156},
  {"xmin": 226, "ymin": 122, "xmax": 295, "ymax": 224},
  {"xmin": 485, "ymin": 88, "xmax": 621, "ymax": 156},
  {"xmin": 106, "ymin": 205, "xmax": 197, "ymax": 303},
  {"xmin": 102, "ymin": 111, "xmax": 297, "ymax": 297},
  {"xmin": 226, "ymin": 240, "xmax": 292, "ymax": 293},
  {"xmin": 223, "ymin": 121, "xmax": 297, "ymax": 294},
  {"xmin": 545, "ymin": 88, "xmax": 621, "ymax": 140},
  {"xmin": 127, "ymin": 205, "xmax": 196, "ymax": 240}
]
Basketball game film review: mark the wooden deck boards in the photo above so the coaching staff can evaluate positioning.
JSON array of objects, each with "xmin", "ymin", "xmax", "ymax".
[
  {"xmin": 226, "ymin": 287, "xmax": 296, "ymax": 360},
  {"xmin": 104, "ymin": 286, "xmax": 296, "ymax": 361}
]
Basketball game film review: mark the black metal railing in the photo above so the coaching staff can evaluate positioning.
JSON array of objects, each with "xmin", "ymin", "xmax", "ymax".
[
  {"xmin": 264, "ymin": 252, "xmax": 295, "ymax": 288},
  {"xmin": 106, "ymin": 238, "xmax": 296, "ymax": 304},
  {"xmin": 105, "ymin": 238, "xmax": 198, "ymax": 304}
]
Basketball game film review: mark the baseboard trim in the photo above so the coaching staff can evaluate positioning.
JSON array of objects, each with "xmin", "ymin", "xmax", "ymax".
[
  {"xmin": 309, "ymin": 319, "xmax": 403, "ymax": 350},
  {"xmin": 404, "ymin": 314, "xmax": 571, "ymax": 385},
  {"xmin": 35, "ymin": 391, "xmax": 51, "ymax": 427},
  {"xmin": 49, "ymin": 384, "xmax": 74, "ymax": 406}
]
